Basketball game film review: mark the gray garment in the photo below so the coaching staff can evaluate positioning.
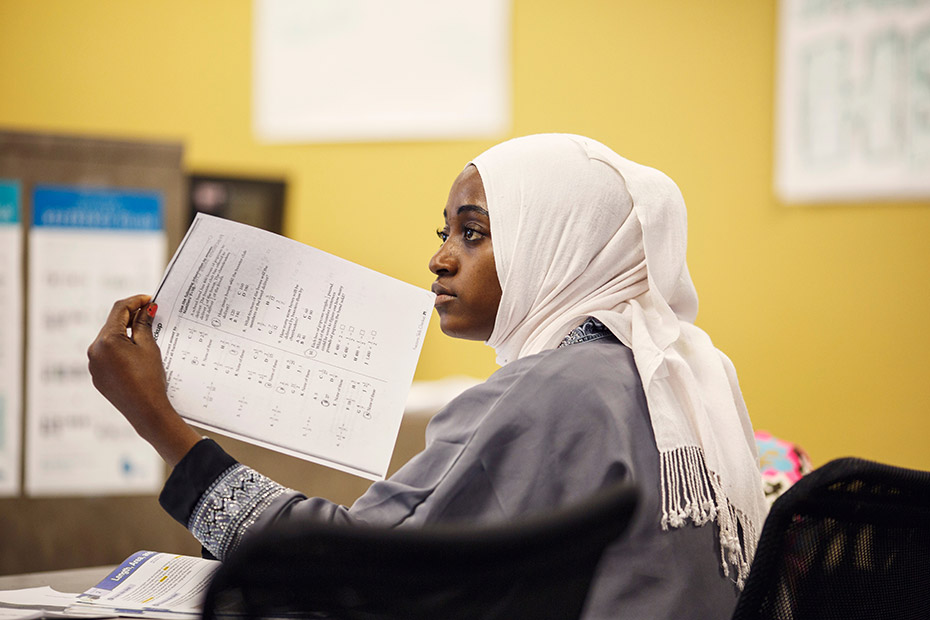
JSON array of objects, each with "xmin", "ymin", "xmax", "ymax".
[{"xmin": 242, "ymin": 338, "xmax": 739, "ymax": 619}]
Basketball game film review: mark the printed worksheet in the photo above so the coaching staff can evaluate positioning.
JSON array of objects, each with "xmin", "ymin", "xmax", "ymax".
[
  {"xmin": 26, "ymin": 185, "xmax": 166, "ymax": 496},
  {"xmin": 152, "ymin": 214, "xmax": 435, "ymax": 480},
  {"xmin": 0, "ymin": 181, "xmax": 22, "ymax": 496}
]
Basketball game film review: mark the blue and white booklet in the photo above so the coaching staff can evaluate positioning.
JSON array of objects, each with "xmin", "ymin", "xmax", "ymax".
[
  {"xmin": 67, "ymin": 551, "xmax": 218, "ymax": 618},
  {"xmin": 0, "ymin": 551, "xmax": 216, "ymax": 619}
]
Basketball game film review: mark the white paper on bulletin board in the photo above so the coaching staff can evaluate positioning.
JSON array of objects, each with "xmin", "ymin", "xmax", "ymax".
[
  {"xmin": 0, "ymin": 180, "xmax": 23, "ymax": 496},
  {"xmin": 25, "ymin": 185, "xmax": 166, "ymax": 496},
  {"xmin": 775, "ymin": 0, "xmax": 930, "ymax": 203},
  {"xmin": 253, "ymin": 0, "xmax": 511, "ymax": 143}
]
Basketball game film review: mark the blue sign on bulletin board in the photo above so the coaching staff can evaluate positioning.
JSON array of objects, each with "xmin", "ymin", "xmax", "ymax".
[
  {"xmin": 0, "ymin": 181, "xmax": 20, "ymax": 225},
  {"xmin": 32, "ymin": 185, "xmax": 162, "ymax": 231}
]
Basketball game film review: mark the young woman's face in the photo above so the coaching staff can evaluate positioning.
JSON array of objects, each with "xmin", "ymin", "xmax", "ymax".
[{"xmin": 429, "ymin": 165, "xmax": 503, "ymax": 341}]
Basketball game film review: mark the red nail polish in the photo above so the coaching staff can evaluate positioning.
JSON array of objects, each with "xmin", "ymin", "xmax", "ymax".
[{"xmin": 147, "ymin": 303, "xmax": 158, "ymax": 318}]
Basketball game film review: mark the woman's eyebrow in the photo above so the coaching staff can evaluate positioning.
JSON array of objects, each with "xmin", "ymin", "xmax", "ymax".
[
  {"xmin": 441, "ymin": 204, "xmax": 489, "ymax": 220},
  {"xmin": 457, "ymin": 204, "xmax": 489, "ymax": 217}
]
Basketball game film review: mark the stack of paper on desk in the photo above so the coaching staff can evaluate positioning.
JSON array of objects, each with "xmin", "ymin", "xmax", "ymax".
[
  {"xmin": 151, "ymin": 214, "xmax": 436, "ymax": 480},
  {"xmin": 0, "ymin": 587, "xmax": 82, "ymax": 619},
  {"xmin": 0, "ymin": 551, "xmax": 217, "ymax": 619}
]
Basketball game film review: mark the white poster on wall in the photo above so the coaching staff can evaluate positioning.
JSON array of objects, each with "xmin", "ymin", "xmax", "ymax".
[
  {"xmin": 0, "ymin": 180, "xmax": 23, "ymax": 496},
  {"xmin": 775, "ymin": 0, "xmax": 930, "ymax": 203},
  {"xmin": 253, "ymin": 0, "xmax": 511, "ymax": 143},
  {"xmin": 25, "ymin": 185, "xmax": 166, "ymax": 496}
]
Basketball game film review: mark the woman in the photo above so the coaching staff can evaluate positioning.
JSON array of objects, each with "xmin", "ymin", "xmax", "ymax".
[{"xmin": 88, "ymin": 134, "xmax": 766, "ymax": 619}]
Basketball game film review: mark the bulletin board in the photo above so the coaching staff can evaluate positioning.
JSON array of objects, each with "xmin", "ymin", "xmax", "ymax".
[{"xmin": 0, "ymin": 130, "xmax": 193, "ymax": 572}]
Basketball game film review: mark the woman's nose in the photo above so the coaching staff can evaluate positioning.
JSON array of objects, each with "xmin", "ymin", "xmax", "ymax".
[{"xmin": 429, "ymin": 241, "xmax": 456, "ymax": 276}]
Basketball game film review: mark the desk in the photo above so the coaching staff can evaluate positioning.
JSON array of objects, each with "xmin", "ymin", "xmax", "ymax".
[{"xmin": 0, "ymin": 566, "xmax": 114, "ymax": 593}]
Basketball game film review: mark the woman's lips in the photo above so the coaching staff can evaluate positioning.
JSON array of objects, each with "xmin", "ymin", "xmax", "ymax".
[{"xmin": 432, "ymin": 284, "xmax": 455, "ymax": 306}]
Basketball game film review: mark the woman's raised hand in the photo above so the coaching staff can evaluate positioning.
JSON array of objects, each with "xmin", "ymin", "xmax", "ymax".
[{"xmin": 87, "ymin": 295, "xmax": 201, "ymax": 466}]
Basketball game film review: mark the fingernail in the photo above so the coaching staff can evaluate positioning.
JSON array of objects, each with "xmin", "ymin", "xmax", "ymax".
[{"xmin": 147, "ymin": 303, "xmax": 158, "ymax": 318}]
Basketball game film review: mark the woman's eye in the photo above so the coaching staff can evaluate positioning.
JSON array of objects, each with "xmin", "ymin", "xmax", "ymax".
[
  {"xmin": 463, "ymin": 228, "xmax": 485, "ymax": 241},
  {"xmin": 436, "ymin": 228, "xmax": 449, "ymax": 244}
]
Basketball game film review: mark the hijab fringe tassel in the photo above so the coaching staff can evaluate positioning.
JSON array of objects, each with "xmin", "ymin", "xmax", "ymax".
[{"xmin": 659, "ymin": 445, "xmax": 757, "ymax": 589}]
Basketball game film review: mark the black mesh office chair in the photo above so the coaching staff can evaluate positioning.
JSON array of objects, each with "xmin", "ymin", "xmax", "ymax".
[
  {"xmin": 732, "ymin": 457, "xmax": 930, "ymax": 620},
  {"xmin": 201, "ymin": 480, "xmax": 637, "ymax": 620}
]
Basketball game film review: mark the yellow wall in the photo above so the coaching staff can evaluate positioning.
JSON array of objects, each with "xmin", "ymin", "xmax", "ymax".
[{"xmin": 2, "ymin": 1, "xmax": 928, "ymax": 471}]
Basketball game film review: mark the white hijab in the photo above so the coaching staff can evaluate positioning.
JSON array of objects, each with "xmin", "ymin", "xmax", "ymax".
[{"xmin": 470, "ymin": 134, "xmax": 766, "ymax": 587}]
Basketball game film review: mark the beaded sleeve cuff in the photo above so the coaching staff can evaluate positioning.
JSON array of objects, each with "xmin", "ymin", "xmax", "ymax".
[{"xmin": 188, "ymin": 463, "xmax": 291, "ymax": 560}]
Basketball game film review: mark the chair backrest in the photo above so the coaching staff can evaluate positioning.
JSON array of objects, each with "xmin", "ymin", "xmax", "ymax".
[
  {"xmin": 202, "ymin": 480, "xmax": 638, "ymax": 620},
  {"xmin": 732, "ymin": 457, "xmax": 930, "ymax": 620}
]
